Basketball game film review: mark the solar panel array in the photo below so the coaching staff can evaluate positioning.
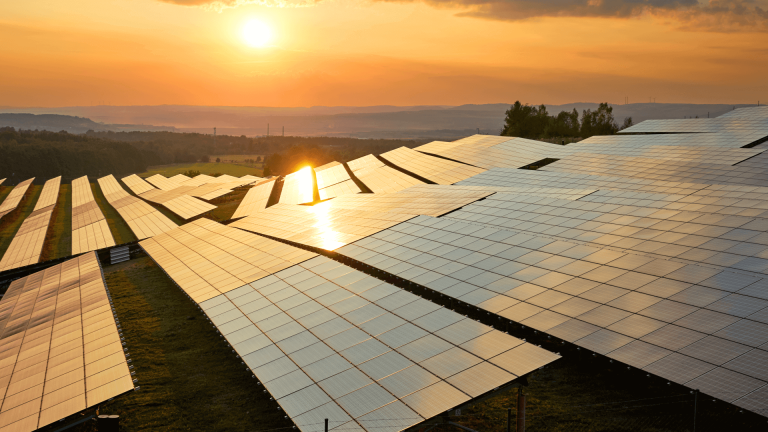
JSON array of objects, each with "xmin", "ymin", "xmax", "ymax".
[
  {"xmin": 0, "ymin": 177, "xmax": 61, "ymax": 272},
  {"xmin": 543, "ymin": 153, "xmax": 768, "ymax": 188},
  {"xmin": 232, "ymin": 178, "xmax": 278, "ymax": 219},
  {"xmin": 140, "ymin": 220, "xmax": 559, "ymax": 432},
  {"xmin": 71, "ymin": 176, "xmax": 116, "ymax": 255},
  {"xmin": 346, "ymin": 155, "xmax": 425, "ymax": 194},
  {"xmin": 230, "ymin": 192, "xmax": 491, "ymax": 251},
  {"xmin": 0, "ymin": 178, "xmax": 35, "ymax": 221},
  {"xmin": 330, "ymin": 214, "xmax": 768, "ymax": 409},
  {"xmin": 120, "ymin": 174, "xmax": 217, "ymax": 220},
  {"xmin": 414, "ymin": 135, "xmax": 763, "ymax": 171},
  {"xmin": 379, "ymin": 147, "xmax": 486, "ymax": 185},
  {"xmin": 97, "ymin": 175, "xmax": 177, "ymax": 240},
  {"xmin": 0, "ymin": 252, "xmax": 133, "ymax": 432}
]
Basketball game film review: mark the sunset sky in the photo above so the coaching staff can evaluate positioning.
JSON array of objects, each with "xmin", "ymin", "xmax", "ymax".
[{"xmin": 2, "ymin": 0, "xmax": 767, "ymax": 107}]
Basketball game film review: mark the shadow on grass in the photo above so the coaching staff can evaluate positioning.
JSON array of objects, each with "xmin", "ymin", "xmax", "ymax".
[
  {"xmin": 0, "ymin": 185, "xmax": 42, "ymax": 260},
  {"xmin": 91, "ymin": 182, "xmax": 138, "ymax": 245},
  {"xmin": 70, "ymin": 257, "xmax": 294, "ymax": 432},
  {"xmin": 41, "ymin": 184, "xmax": 72, "ymax": 261}
]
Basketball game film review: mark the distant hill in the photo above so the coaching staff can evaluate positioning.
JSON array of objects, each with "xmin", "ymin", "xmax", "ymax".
[
  {"xmin": 0, "ymin": 103, "xmax": 759, "ymax": 139},
  {"xmin": 0, "ymin": 113, "xmax": 176, "ymax": 134}
]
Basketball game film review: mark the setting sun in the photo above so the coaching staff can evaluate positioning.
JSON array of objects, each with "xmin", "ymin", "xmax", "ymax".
[{"xmin": 242, "ymin": 19, "xmax": 272, "ymax": 47}]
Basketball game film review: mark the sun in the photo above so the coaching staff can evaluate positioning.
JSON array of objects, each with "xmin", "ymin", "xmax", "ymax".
[{"xmin": 242, "ymin": 20, "xmax": 272, "ymax": 48}]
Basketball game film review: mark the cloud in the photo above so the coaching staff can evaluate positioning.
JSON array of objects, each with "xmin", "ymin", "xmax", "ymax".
[
  {"xmin": 157, "ymin": 0, "xmax": 318, "ymax": 11},
  {"xmin": 382, "ymin": 0, "xmax": 768, "ymax": 31}
]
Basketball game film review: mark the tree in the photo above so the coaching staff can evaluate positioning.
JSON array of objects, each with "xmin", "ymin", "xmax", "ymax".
[
  {"xmin": 200, "ymin": 155, "xmax": 210, "ymax": 163},
  {"xmin": 620, "ymin": 117, "xmax": 633, "ymax": 131},
  {"xmin": 501, "ymin": 102, "xmax": 550, "ymax": 138},
  {"xmin": 215, "ymin": 157, "xmax": 221, "ymax": 163},
  {"xmin": 256, "ymin": 156, "xmax": 262, "ymax": 163},
  {"xmin": 580, "ymin": 103, "xmax": 618, "ymax": 138}
]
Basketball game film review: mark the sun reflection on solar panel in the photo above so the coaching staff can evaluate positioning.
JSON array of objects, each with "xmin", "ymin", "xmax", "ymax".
[
  {"xmin": 294, "ymin": 166, "xmax": 314, "ymax": 204},
  {"xmin": 309, "ymin": 200, "xmax": 346, "ymax": 250}
]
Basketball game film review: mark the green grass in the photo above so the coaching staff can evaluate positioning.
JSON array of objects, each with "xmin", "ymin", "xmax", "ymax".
[
  {"xmin": 70, "ymin": 257, "xmax": 293, "ymax": 432},
  {"xmin": 91, "ymin": 182, "xmax": 137, "ymax": 245},
  {"xmin": 40, "ymin": 184, "xmax": 72, "ymax": 261},
  {"xmin": 205, "ymin": 186, "xmax": 252, "ymax": 222},
  {"xmin": 0, "ymin": 186, "xmax": 12, "ymax": 207},
  {"xmin": 0, "ymin": 185, "xmax": 42, "ymax": 261},
  {"xmin": 138, "ymin": 163, "xmax": 263, "ymax": 178}
]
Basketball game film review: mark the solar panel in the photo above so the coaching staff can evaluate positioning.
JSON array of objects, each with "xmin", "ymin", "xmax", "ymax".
[
  {"xmin": 120, "ymin": 174, "xmax": 217, "ymax": 220},
  {"xmin": 71, "ymin": 176, "xmax": 116, "ymax": 255},
  {"xmin": 329, "ymin": 210, "xmax": 768, "ymax": 416},
  {"xmin": 97, "ymin": 175, "xmax": 177, "ymax": 240},
  {"xmin": 232, "ymin": 178, "xmax": 278, "ymax": 219},
  {"xmin": 0, "ymin": 178, "xmax": 35, "ymax": 221},
  {"xmin": 139, "ymin": 220, "xmax": 559, "ymax": 432},
  {"xmin": 0, "ymin": 252, "xmax": 133, "ymax": 432},
  {"xmin": 379, "ymin": 147, "xmax": 486, "ymax": 185},
  {"xmin": 230, "ymin": 191, "xmax": 491, "ymax": 251},
  {"xmin": 280, "ymin": 167, "xmax": 316, "ymax": 205},
  {"xmin": 0, "ymin": 177, "xmax": 61, "ymax": 272}
]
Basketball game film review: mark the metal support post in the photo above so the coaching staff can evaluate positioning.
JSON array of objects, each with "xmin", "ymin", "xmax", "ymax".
[{"xmin": 325, "ymin": 418, "xmax": 329, "ymax": 432}]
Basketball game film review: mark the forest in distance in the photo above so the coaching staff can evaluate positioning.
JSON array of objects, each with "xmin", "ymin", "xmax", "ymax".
[
  {"xmin": 0, "ymin": 101, "xmax": 636, "ymax": 182},
  {"xmin": 0, "ymin": 127, "xmax": 428, "ymax": 182}
]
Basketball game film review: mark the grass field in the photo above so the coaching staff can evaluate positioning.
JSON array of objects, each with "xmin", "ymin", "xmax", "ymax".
[
  {"xmin": 216, "ymin": 154, "xmax": 264, "ymax": 165},
  {"xmin": 204, "ymin": 185, "xmax": 252, "ymax": 222},
  {"xmin": 40, "ymin": 184, "xmax": 72, "ymax": 261},
  {"xmin": 91, "ymin": 182, "xmax": 138, "ymax": 245},
  {"xmin": 138, "ymin": 162, "xmax": 263, "ymax": 178},
  {"xmin": 71, "ymin": 257, "xmax": 294, "ymax": 432},
  {"xmin": 0, "ymin": 185, "xmax": 12, "ymax": 207},
  {"xmin": 0, "ymin": 185, "xmax": 42, "ymax": 261}
]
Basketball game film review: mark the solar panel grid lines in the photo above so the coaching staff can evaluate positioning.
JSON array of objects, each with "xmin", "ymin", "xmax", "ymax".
[
  {"xmin": 230, "ymin": 192, "xmax": 492, "ymax": 251},
  {"xmin": 144, "ymin": 174, "xmax": 181, "ymax": 191},
  {"xmin": 32, "ymin": 177, "xmax": 61, "ymax": 212},
  {"xmin": 330, "ymin": 214, "xmax": 768, "ymax": 414},
  {"xmin": 191, "ymin": 254, "xmax": 558, "ymax": 432},
  {"xmin": 0, "ymin": 178, "xmax": 35, "ymax": 220},
  {"xmin": 139, "ymin": 218, "xmax": 318, "ymax": 303},
  {"xmin": 541, "ymin": 153, "xmax": 768, "ymax": 188},
  {"xmin": 0, "ymin": 177, "xmax": 61, "ymax": 272},
  {"xmin": 232, "ymin": 178, "xmax": 278, "ymax": 219},
  {"xmin": 319, "ymin": 181, "xmax": 362, "ymax": 201},
  {"xmin": 71, "ymin": 176, "xmax": 116, "ymax": 255},
  {"xmin": 315, "ymin": 163, "xmax": 351, "ymax": 190},
  {"xmin": 354, "ymin": 166, "xmax": 425, "ymax": 194},
  {"xmin": 379, "ymin": 147, "xmax": 487, "ymax": 185},
  {"xmin": 121, "ymin": 174, "xmax": 218, "ymax": 220},
  {"xmin": 620, "ymin": 118, "xmax": 768, "ymax": 135},
  {"xmin": 0, "ymin": 252, "xmax": 133, "ymax": 432},
  {"xmin": 444, "ymin": 189, "xmax": 768, "ymax": 278},
  {"xmin": 400, "ymin": 184, "xmax": 597, "ymax": 201},
  {"xmin": 347, "ymin": 155, "xmax": 385, "ymax": 174},
  {"xmin": 458, "ymin": 167, "xmax": 715, "ymax": 197},
  {"xmin": 97, "ymin": 175, "xmax": 177, "ymax": 240},
  {"xmin": 120, "ymin": 175, "xmax": 155, "ymax": 195},
  {"xmin": 718, "ymin": 106, "xmax": 768, "ymax": 120}
]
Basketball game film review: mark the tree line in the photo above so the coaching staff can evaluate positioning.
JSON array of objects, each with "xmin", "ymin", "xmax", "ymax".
[
  {"xmin": 501, "ymin": 102, "xmax": 633, "ymax": 140},
  {"xmin": 0, "ymin": 128, "xmax": 150, "ymax": 183}
]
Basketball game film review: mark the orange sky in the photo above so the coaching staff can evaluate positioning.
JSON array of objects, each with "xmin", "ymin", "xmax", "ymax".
[{"xmin": 2, "ymin": 0, "xmax": 767, "ymax": 107}]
